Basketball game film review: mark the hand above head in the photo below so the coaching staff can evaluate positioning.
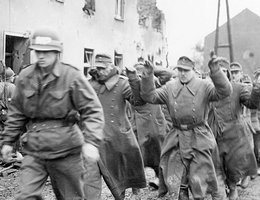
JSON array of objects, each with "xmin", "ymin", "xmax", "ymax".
[
  {"xmin": 208, "ymin": 56, "xmax": 229, "ymax": 74},
  {"xmin": 82, "ymin": 143, "xmax": 100, "ymax": 162},
  {"xmin": 143, "ymin": 60, "xmax": 154, "ymax": 76},
  {"xmin": 125, "ymin": 66, "xmax": 138, "ymax": 80}
]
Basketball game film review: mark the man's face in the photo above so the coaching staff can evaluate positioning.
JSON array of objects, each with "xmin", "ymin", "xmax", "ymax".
[
  {"xmin": 35, "ymin": 51, "xmax": 58, "ymax": 68},
  {"xmin": 177, "ymin": 68, "xmax": 194, "ymax": 84},
  {"xmin": 96, "ymin": 63, "xmax": 113, "ymax": 81},
  {"xmin": 231, "ymin": 70, "xmax": 242, "ymax": 82}
]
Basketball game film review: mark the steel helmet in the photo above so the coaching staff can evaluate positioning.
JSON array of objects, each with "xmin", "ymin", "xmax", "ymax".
[{"xmin": 29, "ymin": 28, "xmax": 63, "ymax": 52}]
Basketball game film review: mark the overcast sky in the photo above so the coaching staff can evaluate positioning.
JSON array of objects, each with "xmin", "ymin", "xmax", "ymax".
[{"xmin": 157, "ymin": 0, "xmax": 260, "ymax": 64}]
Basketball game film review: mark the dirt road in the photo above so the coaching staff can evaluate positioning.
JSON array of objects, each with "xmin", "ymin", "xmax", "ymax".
[{"xmin": 0, "ymin": 168, "xmax": 260, "ymax": 200}]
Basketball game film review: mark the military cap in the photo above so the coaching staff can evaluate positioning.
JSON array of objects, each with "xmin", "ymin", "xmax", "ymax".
[
  {"xmin": 176, "ymin": 56, "xmax": 194, "ymax": 70},
  {"xmin": 133, "ymin": 62, "xmax": 144, "ymax": 70},
  {"xmin": 154, "ymin": 67, "xmax": 175, "ymax": 78},
  {"xmin": 254, "ymin": 69, "xmax": 260, "ymax": 77},
  {"xmin": 230, "ymin": 62, "xmax": 242, "ymax": 72},
  {"xmin": 94, "ymin": 53, "xmax": 113, "ymax": 68},
  {"xmin": 241, "ymin": 74, "xmax": 252, "ymax": 84}
]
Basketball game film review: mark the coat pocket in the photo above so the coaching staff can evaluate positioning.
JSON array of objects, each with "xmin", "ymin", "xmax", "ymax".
[
  {"xmin": 193, "ymin": 125, "xmax": 216, "ymax": 151},
  {"xmin": 47, "ymin": 90, "xmax": 70, "ymax": 116},
  {"xmin": 117, "ymin": 127, "xmax": 140, "ymax": 153},
  {"xmin": 23, "ymin": 90, "xmax": 37, "ymax": 113}
]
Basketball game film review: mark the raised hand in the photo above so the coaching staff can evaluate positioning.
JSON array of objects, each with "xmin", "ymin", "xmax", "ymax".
[
  {"xmin": 208, "ymin": 57, "xmax": 229, "ymax": 73},
  {"xmin": 125, "ymin": 66, "xmax": 138, "ymax": 80},
  {"xmin": 143, "ymin": 60, "xmax": 154, "ymax": 76}
]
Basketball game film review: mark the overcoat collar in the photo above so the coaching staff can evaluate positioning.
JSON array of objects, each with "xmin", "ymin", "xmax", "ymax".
[
  {"xmin": 104, "ymin": 74, "xmax": 120, "ymax": 91},
  {"xmin": 172, "ymin": 77, "xmax": 199, "ymax": 97}
]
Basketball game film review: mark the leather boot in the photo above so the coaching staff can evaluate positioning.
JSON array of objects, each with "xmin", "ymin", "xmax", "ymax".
[{"xmin": 178, "ymin": 187, "xmax": 189, "ymax": 200}]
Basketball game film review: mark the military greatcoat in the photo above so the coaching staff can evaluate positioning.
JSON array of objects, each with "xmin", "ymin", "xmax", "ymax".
[
  {"xmin": 132, "ymin": 103, "xmax": 166, "ymax": 176},
  {"xmin": 89, "ymin": 74, "xmax": 146, "ymax": 199},
  {"xmin": 208, "ymin": 82, "xmax": 260, "ymax": 184},
  {"xmin": 141, "ymin": 69, "xmax": 231, "ymax": 199}
]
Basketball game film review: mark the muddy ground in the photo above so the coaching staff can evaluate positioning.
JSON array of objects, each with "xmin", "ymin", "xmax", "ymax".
[{"xmin": 0, "ymin": 168, "xmax": 260, "ymax": 200}]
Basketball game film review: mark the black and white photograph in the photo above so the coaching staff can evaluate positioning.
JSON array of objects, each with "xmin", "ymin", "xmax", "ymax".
[{"xmin": 0, "ymin": 0, "xmax": 260, "ymax": 200}]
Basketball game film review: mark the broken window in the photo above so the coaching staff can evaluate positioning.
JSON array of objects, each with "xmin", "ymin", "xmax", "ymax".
[
  {"xmin": 84, "ymin": 48, "xmax": 94, "ymax": 77},
  {"xmin": 114, "ymin": 51, "xmax": 123, "ymax": 68},
  {"xmin": 115, "ymin": 0, "xmax": 125, "ymax": 20},
  {"xmin": 139, "ymin": 15, "xmax": 148, "ymax": 27},
  {"xmin": 147, "ymin": 55, "xmax": 154, "ymax": 63},
  {"xmin": 82, "ymin": 0, "xmax": 95, "ymax": 16},
  {"xmin": 84, "ymin": 48, "xmax": 94, "ymax": 66}
]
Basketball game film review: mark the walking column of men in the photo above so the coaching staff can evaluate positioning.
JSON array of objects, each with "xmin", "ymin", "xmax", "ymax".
[{"xmin": 0, "ymin": 28, "xmax": 260, "ymax": 200}]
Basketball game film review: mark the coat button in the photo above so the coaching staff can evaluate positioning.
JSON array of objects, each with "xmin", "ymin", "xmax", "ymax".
[
  {"xmin": 192, "ymin": 108, "xmax": 195, "ymax": 112},
  {"xmin": 111, "ymin": 120, "xmax": 114, "ymax": 123}
]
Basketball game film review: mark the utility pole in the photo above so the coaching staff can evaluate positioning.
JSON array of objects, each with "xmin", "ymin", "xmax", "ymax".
[{"xmin": 214, "ymin": 0, "xmax": 234, "ymax": 62}]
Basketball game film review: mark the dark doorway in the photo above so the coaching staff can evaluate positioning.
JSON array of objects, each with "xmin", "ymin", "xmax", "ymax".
[{"xmin": 5, "ymin": 34, "xmax": 30, "ymax": 75}]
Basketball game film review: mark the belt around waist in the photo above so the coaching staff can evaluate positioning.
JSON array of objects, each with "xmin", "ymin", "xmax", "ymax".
[
  {"xmin": 27, "ymin": 119, "xmax": 70, "ymax": 130},
  {"xmin": 172, "ymin": 121, "xmax": 205, "ymax": 130}
]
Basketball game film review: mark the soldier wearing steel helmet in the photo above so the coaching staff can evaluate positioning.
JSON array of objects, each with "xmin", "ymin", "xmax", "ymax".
[{"xmin": 0, "ymin": 28, "xmax": 104, "ymax": 200}]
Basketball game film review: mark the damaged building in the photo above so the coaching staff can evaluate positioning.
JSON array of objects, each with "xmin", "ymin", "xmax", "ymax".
[{"xmin": 0, "ymin": 0, "xmax": 167, "ymax": 75}]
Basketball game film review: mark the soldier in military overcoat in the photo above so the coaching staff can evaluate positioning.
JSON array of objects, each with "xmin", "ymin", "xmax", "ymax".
[
  {"xmin": 208, "ymin": 60, "xmax": 260, "ymax": 200},
  {"xmin": 140, "ymin": 56, "xmax": 232, "ymax": 200},
  {"xmin": 87, "ymin": 54, "xmax": 146, "ymax": 200}
]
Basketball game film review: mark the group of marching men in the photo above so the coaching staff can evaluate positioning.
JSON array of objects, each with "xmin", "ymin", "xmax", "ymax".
[
  {"xmin": 84, "ymin": 54, "xmax": 260, "ymax": 200},
  {"xmin": 0, "ymin": 28, "xmax": 260, "ymax": 200}
]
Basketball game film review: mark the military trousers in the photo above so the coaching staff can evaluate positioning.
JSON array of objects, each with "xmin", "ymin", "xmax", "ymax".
[
  {"xmin": 16, "ymin": 153, "xmax": 85, "ymax": 200},
  {"xmin": 83, "ymin": 159, "xmax": 102, "ymax": 200}
]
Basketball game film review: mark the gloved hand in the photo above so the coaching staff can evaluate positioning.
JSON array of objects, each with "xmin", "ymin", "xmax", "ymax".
[
  {"xmin": 142, "ymin": 60, "xmax": 154, "ymax": 76},
  {"xmin": 82, "ymin": 143, "xmax": 100, "ymax": 162},
  {"xmin": 1, "ymin": 144, "xmax": 13, "ymax": 163},
  {"xmin": 125, "ymin": 66, "xmax": 138, "ymax": 80}
]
